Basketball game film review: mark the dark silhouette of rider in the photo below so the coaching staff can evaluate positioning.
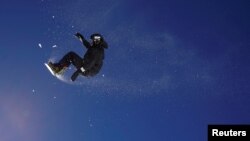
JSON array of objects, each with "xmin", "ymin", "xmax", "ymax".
[{"xmin": 48, "ymin": 32, "xmax": 108, "ymax": 81}]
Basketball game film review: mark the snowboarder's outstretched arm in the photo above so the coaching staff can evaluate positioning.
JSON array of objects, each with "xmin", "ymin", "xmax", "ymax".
[{"xmin": 75, "ymin": 32, "xmax": 91, "ymax": 48}]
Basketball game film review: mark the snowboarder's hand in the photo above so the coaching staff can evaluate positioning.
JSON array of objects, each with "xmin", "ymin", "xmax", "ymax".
[
  {"xmin": 80, "ymin": 67, "xmax": 86, "ymax": 72},
  {"xmin": 74, "ymin": 32, "xmax": 84, "ymax": 42}
]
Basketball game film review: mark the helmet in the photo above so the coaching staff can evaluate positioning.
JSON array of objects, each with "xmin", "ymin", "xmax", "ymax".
[
  {"xmin": 90, "ymin": 33, "xmax": 103, "ymax": 42},
  {"xmin": 90, "ymin": 33, "xmax": 108, "ymax": 48}
]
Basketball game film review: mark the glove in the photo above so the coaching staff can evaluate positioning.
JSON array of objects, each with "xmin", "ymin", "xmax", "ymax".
[
  {"xmin": 74, "ymin": 32, "xmax": 84, "ymax": 43},
  {"xmin": 80, "ymin": 67, "xmax": 85, "ymax": 72}
]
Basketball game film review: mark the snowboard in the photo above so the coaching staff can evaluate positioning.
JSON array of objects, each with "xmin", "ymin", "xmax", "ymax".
[{"xmin": 44, "ymin": 63, "xmax": 58, "ymax": 77}]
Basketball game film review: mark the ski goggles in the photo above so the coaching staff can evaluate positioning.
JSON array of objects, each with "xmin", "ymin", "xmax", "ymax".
[{"xmin": 93, "ymin": 36, "xmax": 101, "ymax": 41}]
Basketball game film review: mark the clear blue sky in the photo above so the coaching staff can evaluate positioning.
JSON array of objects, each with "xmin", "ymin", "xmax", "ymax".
[{"xmin": 0, "ymin": 0, "xmax": 250, "ymax": 141}]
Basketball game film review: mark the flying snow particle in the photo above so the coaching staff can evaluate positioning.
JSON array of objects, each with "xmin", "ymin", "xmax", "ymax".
[
  {"xmin": 52, "ymin": 16, "xmax": 55, "ymax": 19},
  {"xmin": 102, "ymin": 74, "xmax": 105, "ymax": 77},
  {"xmin": 52, "ymin": 45, "xmax": 57, "ymax": 48},
  {"xmin": 32, "ymin": 89, "xmax": 35, "ymax": 93},
  {"xmin": 38, "ymin": 43, "xmax": 42, "ymax": 48}
]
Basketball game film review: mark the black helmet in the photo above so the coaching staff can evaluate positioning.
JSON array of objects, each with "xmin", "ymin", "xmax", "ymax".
[
  {"xmin": 90, "ymin": 33, "xmax": 108, "ymax": 49},
  {"xmin": 90, "ymin": 33, "xmax": 103, "ymax": 41}
]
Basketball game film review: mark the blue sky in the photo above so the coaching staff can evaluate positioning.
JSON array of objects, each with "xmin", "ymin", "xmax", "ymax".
[{"xmin": 0, "ymin": 0, "xmax": 250, "ymax": 141}]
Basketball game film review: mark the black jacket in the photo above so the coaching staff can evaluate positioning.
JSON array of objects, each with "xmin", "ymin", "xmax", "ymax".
[{"xmin": 81, "ymin": 36, "xmax": 108, "ymax": 76}]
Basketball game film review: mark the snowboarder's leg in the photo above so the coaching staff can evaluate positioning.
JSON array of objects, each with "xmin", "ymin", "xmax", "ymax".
[
  {"xmin": 51, "ymin": 51, "xmax": 83, "ymax": 81},
  {"xmin": 58, "ymin": 51, "xmax": 83, "ymax": 69},
  {"xmin": 49, "ymin": 51, "xmax": 83, "ymax": 74}
]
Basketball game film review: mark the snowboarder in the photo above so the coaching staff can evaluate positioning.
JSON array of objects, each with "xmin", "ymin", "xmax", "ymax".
[{"xmin": 48, "ymin": 32, "xmax": 108, "ymax": 81}]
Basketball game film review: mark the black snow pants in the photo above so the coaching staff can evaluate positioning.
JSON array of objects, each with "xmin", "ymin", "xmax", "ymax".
[
  {"xmin": 58, "ymin": 51, "xmax": 84, "ymax": 81},
  {"xmin": 59, "ymin": 51, "xmax": 83, "ymax": 70},
  {"xmin": 58, "ymin": 51, "xmax": 102, "ymax": 81}
]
